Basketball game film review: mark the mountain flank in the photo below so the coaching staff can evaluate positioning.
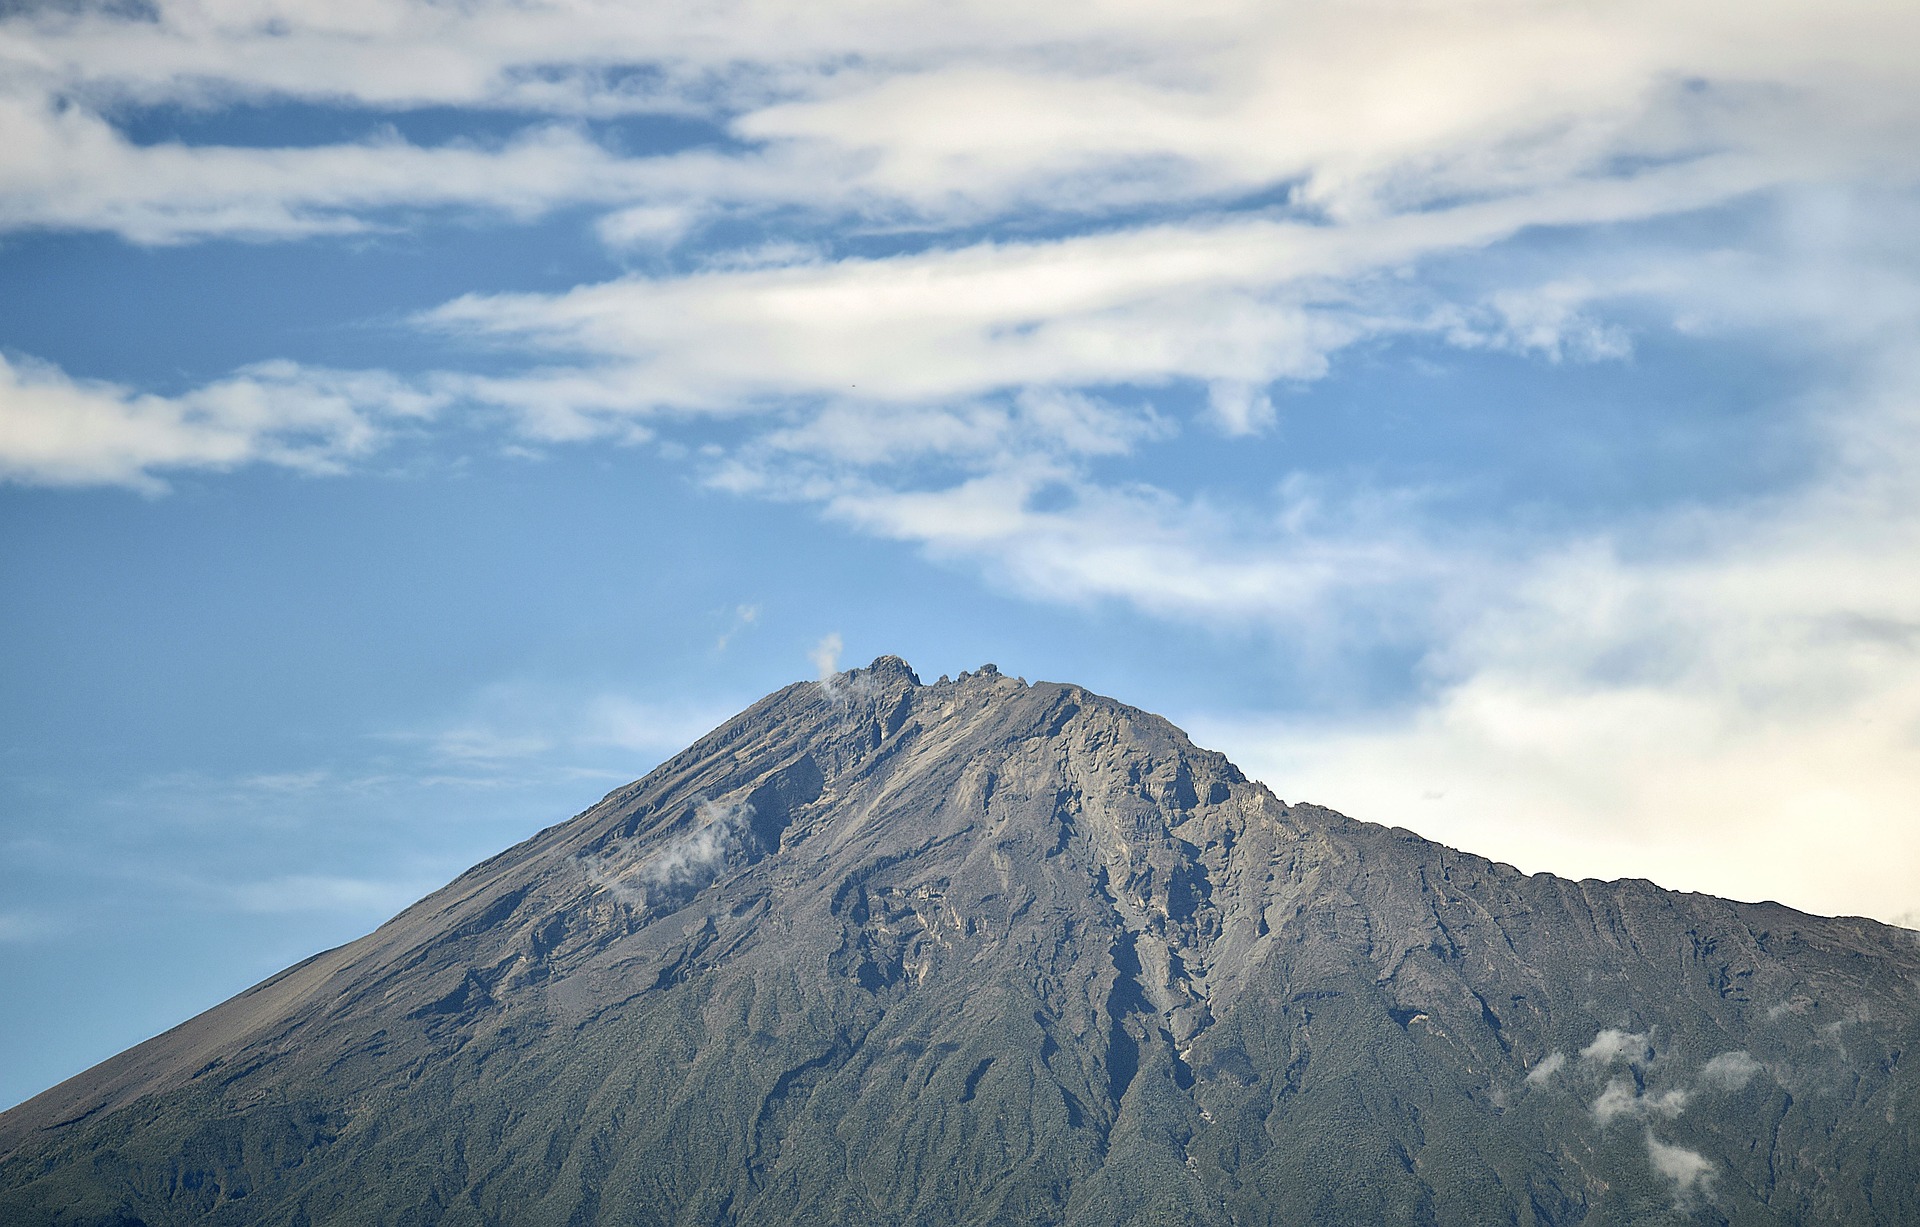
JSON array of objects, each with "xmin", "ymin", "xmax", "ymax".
[{"xmin": 2, "ymin": 656, "xmax": 1917, "ymax": 1225}]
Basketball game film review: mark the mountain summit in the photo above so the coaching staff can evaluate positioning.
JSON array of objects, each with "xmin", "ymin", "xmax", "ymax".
[{"xmin": 3, "ymin": 658, "xmax": 1917, "ymax": 1225}]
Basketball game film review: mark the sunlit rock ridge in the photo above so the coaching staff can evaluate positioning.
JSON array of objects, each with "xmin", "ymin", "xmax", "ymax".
[{"xmin": 2, "ymin": 657, "xmax": 1916, "ymax": 1225}]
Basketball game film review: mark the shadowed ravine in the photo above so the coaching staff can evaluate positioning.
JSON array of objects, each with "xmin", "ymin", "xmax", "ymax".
[{"xmin": 2, "ymin": 657, "xmax": 1917, "ymax": 1225}]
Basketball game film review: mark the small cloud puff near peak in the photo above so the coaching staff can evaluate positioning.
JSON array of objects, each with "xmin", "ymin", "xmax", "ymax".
[{"xmin": 810, "ymin": 632, "xmax": 844, "ymax": 694}]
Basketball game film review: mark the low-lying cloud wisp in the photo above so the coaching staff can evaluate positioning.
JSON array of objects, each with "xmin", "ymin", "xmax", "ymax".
[{"xmin": 576, "ymin": 798, "xmax": 749, "ymax": 913}]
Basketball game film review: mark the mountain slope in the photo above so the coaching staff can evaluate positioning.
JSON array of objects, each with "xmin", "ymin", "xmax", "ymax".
[{"xmin": 2, "ymin": 657, "xmax": 1916, "ymax": 1226}]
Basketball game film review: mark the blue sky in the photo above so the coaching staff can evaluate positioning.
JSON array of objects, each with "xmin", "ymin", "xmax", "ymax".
[{"xmin": 4, "ymin": 0, "xmax": 1919, "ymax": 1108}]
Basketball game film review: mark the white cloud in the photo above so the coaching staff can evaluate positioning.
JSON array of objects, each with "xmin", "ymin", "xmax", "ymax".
[
  {"xmin": 1644, "ymin": 1130, "xmax": 1716, "ymax": 1198},
  {"xmin": 0, "ymin": 353, "xmax": 442, "ymax": 489},
  {"xmin": 1204, "ymin": 382, "xmax": 1275, "ymax": 436},
  {"xmin": 577, "ymin": 797, "xmax": 748, "ymax": 911},
  {"xmin": 1592, "ymin": 1075, "xmax": 1690, "ymax": 1125},
  {"xmin": 1465, "ymin": 280, "xmax": 1635, "ymax": 363},
  {"xmin": 810, "ymin": 632, "xmax": 843, "ymax": 683},
  {"xmin": 1582, "ymin": 1029, "xmax": 1654, "ymax": 1067},
  {"xmin": 1525, "ymin": 1050, "xmax": 1567, "ymax": 1086},
  {"xmin": 747, "ymin": 389, "xmax": 1169, "ymax": 471},
  {"xmin": 595, "ymin": 203, "xmax": 697, "ymax": 251},
  {"xmin": 1699, "ymin": 1050, "xmax": 1764, "ymax": 1091},
  {"xmin": 811, "ymin": 467, "xmax": 1447, "ymax": 627}
]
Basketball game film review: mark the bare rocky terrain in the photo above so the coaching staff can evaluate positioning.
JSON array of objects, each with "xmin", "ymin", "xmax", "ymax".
[{"xmin": 3, "ymin": 656, "xmax": 1917, "ymax": 1225}]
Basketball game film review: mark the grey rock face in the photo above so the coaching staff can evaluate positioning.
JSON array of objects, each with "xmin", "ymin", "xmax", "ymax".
[{"xmin": 2, "ymin": 656, "xmax": 1917, "ymax": 1225}]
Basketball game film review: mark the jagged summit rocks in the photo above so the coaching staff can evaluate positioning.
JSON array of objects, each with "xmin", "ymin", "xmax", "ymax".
[{"xmin": 3, "ymin": 657, "xmax": 1918, "ymax": 1225}]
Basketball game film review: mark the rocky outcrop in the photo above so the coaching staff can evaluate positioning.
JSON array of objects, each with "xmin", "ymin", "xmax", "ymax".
[{"xmin": 2, "ymin": 657, "xmax": 1916, "ymax": 1225}]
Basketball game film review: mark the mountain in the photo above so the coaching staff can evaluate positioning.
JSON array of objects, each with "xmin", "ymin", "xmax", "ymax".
[{"xmin": 3, "ymin": 657, "xmax": 1917, "ymax": 1226}]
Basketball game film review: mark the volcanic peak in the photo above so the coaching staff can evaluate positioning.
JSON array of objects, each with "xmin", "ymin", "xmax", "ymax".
[{"xmin": 3, "ymin": 655, "xmax": 1918, "ymax": 1226}]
